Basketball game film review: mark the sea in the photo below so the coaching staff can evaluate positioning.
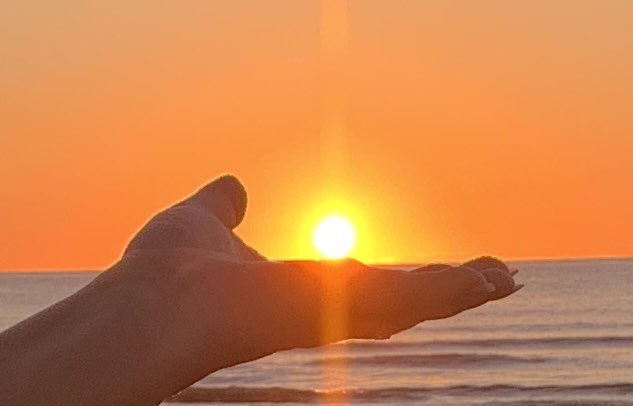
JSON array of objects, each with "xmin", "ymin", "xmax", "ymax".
[{"xmin": 1, "ymin": 258, "xmax": 631, "ymax": 405}]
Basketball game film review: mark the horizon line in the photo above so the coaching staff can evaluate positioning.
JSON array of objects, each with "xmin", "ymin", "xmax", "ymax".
[{"xmin": 1, "ymin": 255, "xmax": 631, "ymax": 274}]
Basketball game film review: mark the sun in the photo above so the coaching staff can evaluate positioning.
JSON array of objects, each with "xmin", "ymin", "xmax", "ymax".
[{"xmin": 313, "ymin": 215, "xmax": 356, "ymax": 259}]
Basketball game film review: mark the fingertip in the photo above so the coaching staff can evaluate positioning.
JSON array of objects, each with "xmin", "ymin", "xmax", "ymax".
[
  {"xmin": 433, "ymin": 266, "xmax": 491, "ymax": 316},
  {"xmin": 490, "ymin": 283, "xmax": 524, "ymax": 301},
  {"xmin": 463, "ymin": 256, "xmax": 509, "ymax": 273},
  {"xmin": 480, "ymin": 268, "xmax": 516, "ymax": 298},
  {"xmin": 193, "ymin": 174, "xmax": 248, "ymax": 229},
  {"xmin": 484, "ymin": 282, "xmax": 496, "ymax": 293},
  {"xmin": 428, "ymin": 265, "xmax": 490, "ymax": 305},
  {"xmin": 410, "ymin": 265, "xmax": 520, "ymax": 321},
  {"xmin": 210, "ymin": 174, "xmax": 248, "ymax": 225}
]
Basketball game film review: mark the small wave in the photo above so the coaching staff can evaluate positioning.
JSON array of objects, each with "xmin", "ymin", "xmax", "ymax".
[
  {"xmin": 165, "ymin": 383, "xmax": 633, "ymax": 403},
  {"xmin": 422, "ymin": 321, "xmax": 633, "ymax": 333},
  {"xmin": 327, "ymin": 335, "xmax": 633, "ymax": 351},
  {"xmin": 305, "ymin": 353, "xmax": 546, "ymax": 368}
]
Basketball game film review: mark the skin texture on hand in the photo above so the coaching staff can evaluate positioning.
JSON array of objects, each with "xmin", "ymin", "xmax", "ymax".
[{"xmin": 0, "ymin": 175, "xmax": 522, "ymax": 406}]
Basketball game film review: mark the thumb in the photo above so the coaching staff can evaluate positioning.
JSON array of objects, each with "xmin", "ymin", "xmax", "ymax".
[
  {"xmin": 124, "ymin": 175, "xmax": 250, "ymax": 254},
  {"xmin": 186, "ymin": 174, "xmax": 248, "ymax": 230}
]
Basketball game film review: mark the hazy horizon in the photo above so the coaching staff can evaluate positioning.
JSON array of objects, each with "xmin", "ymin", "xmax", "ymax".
[{"xmin": 1, "ymin": 255, "xmax": 631, "ymax": 273}]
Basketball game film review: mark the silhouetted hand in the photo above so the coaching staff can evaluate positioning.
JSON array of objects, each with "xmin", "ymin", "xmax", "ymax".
[{"xmin": 0, "ymin": 175, "xmax": 521, "ymax": 406}]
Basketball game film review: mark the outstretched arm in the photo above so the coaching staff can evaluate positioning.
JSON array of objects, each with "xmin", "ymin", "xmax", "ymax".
[{"xmin": 0, "ymin": 175, "xmax": 521, "ymax": 405}]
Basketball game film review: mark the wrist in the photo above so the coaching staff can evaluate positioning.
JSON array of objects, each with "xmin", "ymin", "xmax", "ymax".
[{"xmin": 91, "ymin": 259, "xmax": 209, "ymax": 403}]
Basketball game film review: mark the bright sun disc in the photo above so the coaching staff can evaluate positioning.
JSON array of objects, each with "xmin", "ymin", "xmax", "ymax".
[{"xmin": 313, "ymin": 215, "xmax": 356, "ymax": 259}]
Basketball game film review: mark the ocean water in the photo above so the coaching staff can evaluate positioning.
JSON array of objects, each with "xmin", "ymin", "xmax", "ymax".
[{"xmin": 1, "ymin": 258, "xmax": 631, "ymax": 405}]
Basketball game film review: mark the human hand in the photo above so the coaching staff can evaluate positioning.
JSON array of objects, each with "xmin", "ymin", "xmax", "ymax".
[
  {"xmin": 0, "ymin": 175, "xmax": 521, "ymax": 405},
  {"xmin": 104, "ymin": 175, "xmax": 521, "ymax": 401}
]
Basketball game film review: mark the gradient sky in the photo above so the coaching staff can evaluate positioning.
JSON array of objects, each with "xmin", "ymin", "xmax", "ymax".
[{"xmin": 1, "ymin": 1, "xmax": 631, "ymax": 270}]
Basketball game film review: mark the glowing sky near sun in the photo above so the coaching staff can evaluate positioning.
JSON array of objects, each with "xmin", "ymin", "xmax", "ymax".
[{"xmin": 0, "ymin": 1, "xmax": 631, "ymax": 269}]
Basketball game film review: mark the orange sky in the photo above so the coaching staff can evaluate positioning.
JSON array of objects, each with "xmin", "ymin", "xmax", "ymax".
[{"xmin": 1, "ymin": 1, "xmax": 631, "ymax": 270}]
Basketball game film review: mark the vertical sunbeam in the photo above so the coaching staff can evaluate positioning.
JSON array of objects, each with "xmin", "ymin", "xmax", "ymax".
[
  {"xmin": 320, "ymin": 0, "xmax": 349, "ymax": 195},
  {"xmin": 319, "ymin": 0, "xmax": 350, "ymax": 402}
]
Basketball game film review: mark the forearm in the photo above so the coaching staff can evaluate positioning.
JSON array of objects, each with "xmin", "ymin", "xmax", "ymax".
[
  {"xmin": 0, "ymin": 268, "xmax": 186, "ymax": 405},
  {"xmin": 0, "ymin": 261, "xmax": 289, "ymax": 406}
]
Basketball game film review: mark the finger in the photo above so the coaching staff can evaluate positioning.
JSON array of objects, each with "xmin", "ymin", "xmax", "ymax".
[
  {"xmin": 419, "ymin": 265, "xmax": 496, "ymax": 317},
  {"xmin": 343, "ymin": 265, "xmax": 497, "ymax": 337},
  {"xmin": 496, "ymin": 284, "xmax": 524, "ymax": 300},
  {"xmin": 410, "ymin": 263, "xmax": 453, "ymax": 273},
  {"xmin": 187, "ymin": 174, "xmax": 248, "ymax": 230},
  {"xmin": 242, "ymin": 261, "xmax": 502, "ymax": 349},
  {"xmin": 463, "ymin": 255, "xmax": 519, "ymax": 279},
  {"xmin": 479, "ymin": 268, "xmax": 516, "ymax": 300},
  {"xmin": 462, "ymin": 256, "xmax": 510, "ymax": 273}
]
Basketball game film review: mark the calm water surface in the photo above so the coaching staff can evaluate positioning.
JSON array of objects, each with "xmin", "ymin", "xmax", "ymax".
[{"xmin": 1, "ymin": 258, "xmax": 631, "ymax": 405}]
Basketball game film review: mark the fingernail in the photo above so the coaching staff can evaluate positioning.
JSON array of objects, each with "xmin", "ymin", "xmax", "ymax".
[{"xmin": 485, "ymin": 282, "xmax": 496, "ymax": 293}]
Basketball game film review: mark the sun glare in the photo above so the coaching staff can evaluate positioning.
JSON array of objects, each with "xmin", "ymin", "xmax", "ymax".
[{"xmin": 313, "ymin": 215, "xmax": 356, "ymax": 259}]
